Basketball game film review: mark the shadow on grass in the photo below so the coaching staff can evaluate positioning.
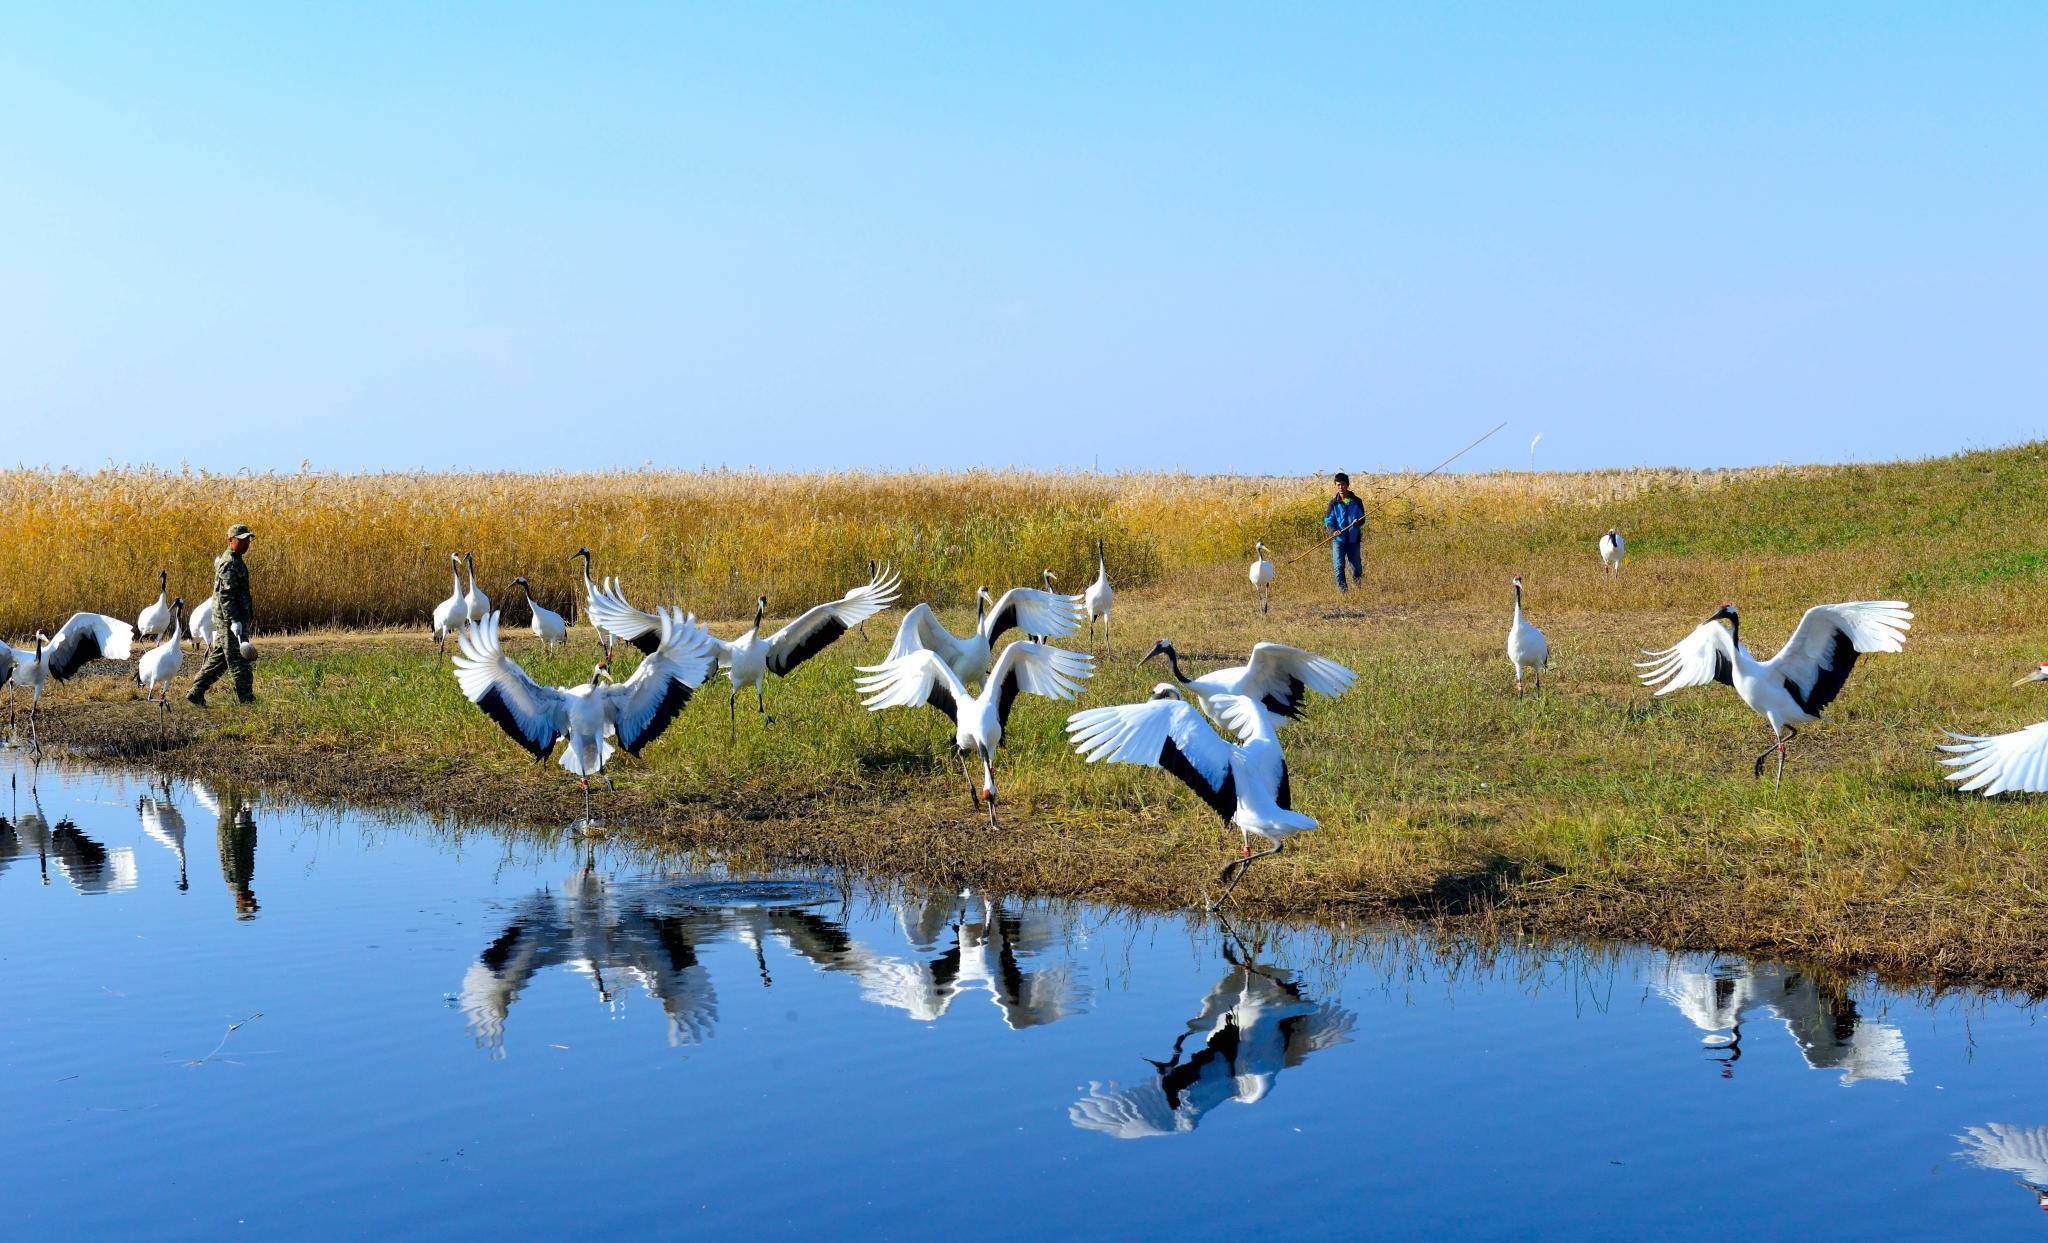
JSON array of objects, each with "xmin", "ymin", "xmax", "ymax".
[{"xmin": 1392, "ymin": 852, "xmax": 1557, "ymax": 918}]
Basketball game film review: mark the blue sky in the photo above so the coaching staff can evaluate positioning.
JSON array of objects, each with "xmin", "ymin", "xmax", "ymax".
[{"xmin": 2, "ymin": 5, "xmax": 2042, "ymax": 475}]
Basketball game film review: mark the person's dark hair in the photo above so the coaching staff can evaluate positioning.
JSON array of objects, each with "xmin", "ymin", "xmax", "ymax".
[{"xmin": 1332, "ymin": 471, "xmax": 1350, "ymax": 486}]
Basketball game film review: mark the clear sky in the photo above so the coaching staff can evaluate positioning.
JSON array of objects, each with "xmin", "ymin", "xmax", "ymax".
[{"xmin": 2, "ymin": 5, "xmax": 2042, "ymax": 475}]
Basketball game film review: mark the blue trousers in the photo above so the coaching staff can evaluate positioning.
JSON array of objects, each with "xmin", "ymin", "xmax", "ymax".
[{"xmin": 1332, "ymin": 538, "xmax": 1363, "ymax": 591}]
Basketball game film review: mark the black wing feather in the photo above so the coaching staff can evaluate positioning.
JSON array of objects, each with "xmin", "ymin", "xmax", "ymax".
[
  {"xmin": 1712, "ymin": 649, "xmax": 1734, "ymax": 688},
  {"xmin": 767, "ymin": 617, "xmax": 848, "ymax": 677},
  {"xmin": 1159, "ymin": 736, "xmax": 1237, "ymax": 824},
  {"xmin": 45, "ymin": 630, "xmax": 105, "ymax": 681},
  {"xmin": 475, "ymin": 685, "xmax": 558, "ymax": 762},
  {"xmin": 996, "ymin": 664, "xmax": 1024, "ymax": 731},
  {"xmin": 924, "ymin": 676, "xmax": 961, "ymax": 726},
  {"xmin": 626, "ymin": 631, "xmax": 660, "ymax": 656},
  {"xmin": 1783, "ymin": 629, "xmax": 1857, "ymax": 716},
  {"xmin": 986, "ymin": 599, "xmax": 1021, "ymax": 643},
  {"xmin": 1261, "ymin": 674, "xmax": 1309, "ymax": 720},
  {"xmin": 1275, "ymin": 759, "xmax": 1294, "ymax": 812},
  {"xmin": 615, "ymin": 679, "xmax": 697, "ymax": 757}
]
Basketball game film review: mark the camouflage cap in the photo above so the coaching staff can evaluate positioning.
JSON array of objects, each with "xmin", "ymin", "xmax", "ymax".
[{"xmin": 227, "ymin": 523, "xmax": 254, "ymax": 540}]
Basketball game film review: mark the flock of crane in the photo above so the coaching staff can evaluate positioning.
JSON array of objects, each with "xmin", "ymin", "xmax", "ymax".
[{"xmin": 3, "ymin": 521, "xmax": 2048, "ymax": 902}]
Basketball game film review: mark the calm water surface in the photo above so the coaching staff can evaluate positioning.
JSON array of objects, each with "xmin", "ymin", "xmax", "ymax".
[{"xmin": 2, "ymin": 751, "xmax": 2045, "ymax": 1241}]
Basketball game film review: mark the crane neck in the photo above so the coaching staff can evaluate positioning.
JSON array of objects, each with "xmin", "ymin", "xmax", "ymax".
[{"xmin": 1163, "ymin": 645, "xmax": 1189, "ymax": 684}]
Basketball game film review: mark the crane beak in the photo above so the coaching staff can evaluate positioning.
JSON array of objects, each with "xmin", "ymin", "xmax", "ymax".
[{"xmin": 2014, "ymin": 666, "xmax": 2048, "ymax": 687}]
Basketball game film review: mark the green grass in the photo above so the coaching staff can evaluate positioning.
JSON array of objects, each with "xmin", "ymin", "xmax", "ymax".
[{"xmin": 40, "ymin": 441, "xmax": 2048, "ymax": 992}]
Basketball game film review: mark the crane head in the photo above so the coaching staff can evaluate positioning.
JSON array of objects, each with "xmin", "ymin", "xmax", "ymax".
[
  {"xmin": 1141, "ymin": 638, "xmax": 1174, "ymax": 665},
  {"xmin": 1708, "ymin": 603, "xmax": 1738, "ymax": 625},
  {"xmin": 1147, "ymin": 683, "xmax": 1183, "ymax": 701},
  {"xmin": 2014, "ymin": 663, "xmax": 2048, "ymax": 687}
]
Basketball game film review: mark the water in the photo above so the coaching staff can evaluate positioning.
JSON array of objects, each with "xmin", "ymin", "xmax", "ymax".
[{"xmin": 2, "ymin": 753, "xmax": 2044, "ymax": 1241}]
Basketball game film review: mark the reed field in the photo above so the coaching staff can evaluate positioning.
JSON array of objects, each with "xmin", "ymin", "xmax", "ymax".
[
  {"xmin": 2, "ymin": 460, "xmax": 1775, "ymax": 638},
  {"xmin": 18, "ymin": 441, "xmax": 2048, "ymax": 991}
]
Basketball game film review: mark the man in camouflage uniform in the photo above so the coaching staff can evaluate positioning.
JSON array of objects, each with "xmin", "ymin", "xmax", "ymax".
[{"xmin": 187, "ymin": 522, "xmax": 257, "ymax": 706}]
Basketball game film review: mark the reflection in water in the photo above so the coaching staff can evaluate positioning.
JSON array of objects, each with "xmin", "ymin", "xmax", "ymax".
[
  {"xmin": 1957, "ymin": 1124, "xmax": 2048, "ymax": 1215},
  {"xmin": 1657, "ymin": 961, "xmax": 1908, "ymax": 1084},
  {"xmin": 198, "ymin": 781, "xmax": 260, "ymax": 919},
  {"xmin": 0, "ymin": 775, "xmax": 134, "ymax": 893},
  {"xmin": 1070, "ymin": 937, "xmax": 1355, "ymax": 1139},
  {"xmin": 139, "ymin": 782, "xmax": 191, "ymax": 892},
  {"xmin": 461, "ymin": 869, "xmax": 722, "ymax": 1055},
  {"xmin": 461, "ymin": 879, "xmax": 1088, "ymax": 1054},
  {"xmin": 858, "ymin": 892, "xmax": 1087, "ymax": 1028}
]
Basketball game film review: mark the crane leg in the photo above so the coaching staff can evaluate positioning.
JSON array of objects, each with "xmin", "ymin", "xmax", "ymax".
[
  {"xmin": 1210, "ymin": 841, "xmax": 1284, "ymax": 911},
  {"xmin": 728, "ymin": 689, "xmax": 738, "ymax": 741},
  {"xmin": 759, "ymin": 683, "xmax": 773, "ymax": 725},
  {"xmin": 580, "ymin": 775, "xmax": 592, "ymax": 824},
  {"xmin": 959, "ymin": 753, "xmax": 979, "ymax": 808}
]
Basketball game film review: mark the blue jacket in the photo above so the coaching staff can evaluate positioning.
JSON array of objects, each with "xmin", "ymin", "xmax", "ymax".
[{"xmin": 1324, "ymin": 495, "xmax": 1365, "ymax": 542}]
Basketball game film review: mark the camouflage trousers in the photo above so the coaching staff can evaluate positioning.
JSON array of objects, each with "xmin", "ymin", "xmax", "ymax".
[{"xmin": 189, "ymin": 616, "xmax": 254, "ymax": 702}]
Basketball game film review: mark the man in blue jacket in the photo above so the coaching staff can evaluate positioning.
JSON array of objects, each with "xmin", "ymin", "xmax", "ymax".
[{"xmin": 1324, "ymin": 472, "xmax": 1366, "ymax": 592}]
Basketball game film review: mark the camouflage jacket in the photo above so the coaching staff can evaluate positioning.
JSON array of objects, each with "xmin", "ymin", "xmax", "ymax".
[{"xmin": 213, "ymin": 549, "xmax": 254, "ymax": 626}]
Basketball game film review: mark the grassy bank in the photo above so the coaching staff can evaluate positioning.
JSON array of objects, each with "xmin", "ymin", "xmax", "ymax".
[{"xmin": 15, "ymin": 443, "xmax": 2048, "ymax": 992}]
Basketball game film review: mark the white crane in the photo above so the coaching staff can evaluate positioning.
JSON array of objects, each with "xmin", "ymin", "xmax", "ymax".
[
  {"xmin": 187, "ymin": 595, "xmax": 218, "ymax": 651},
  {"xmin": 857, "ymin": 639, "xmax": 1093, "ymax": 826},
  {"xmin": 1599, "ymin": 528, "xmax": 1626, "ymax": 575},
  {"xmin": 588, "ymin": 565, "xmax": 902, "ymax": 730},
  {"xmin": 1637, "ymin": 600, "xmax": 1912, "ymax": 783},
  {"xmin": 1507, "ymin": 575, "xmax": 1549, "ymax": 695},
  {"xmin": 430, "ymin": 553, "xmax": 465, "ymax": 654},
  {"xmin": 1066, "ymin": 687, "xmax": 1314, "ymax": 907},
  {"xmin": 1248, "ymin": 543, "xmax": 1275, "ymax": 614},
  {"xmin": 884, "ymin": 585, "xmax": 1082, "ymax": 688},
  {"xmin": 1139, "ymin": 639, "xmax": 1355, "ymax": 727},
  {"xmin": 3, "ymin": 612, "xmax": 136, "ymax": 749},
  {"xmin": 1084, "ymin": 540, "xmax": 1114, "ymax": 648},
  {"xmin": 571, "ymin": 547, "xmax": 623, "ymax": 656},
  {"xmin": 462, "ymin": 552, "xmax": 490, "ymax": 623},
  {"xmin": 509, "ymin": 576, "xmax": 568, "ymax": 648},
  {"xmin": 1938, "ymin": 663, "xmax": 2048, "ymax": 796},
  {"xmin": 136, "ymin": 570, "xmax": 172, "ymax": 640},
  {"xmin": 452, "ymin": 609, "xmax": 717, "ymax": 816},
  {"xmin": 135, "ymin": 597, "xmax": 188, "ymax": 727},
  {"xmin": 1027, "ymin": 569, "xmax": 1060, "ymax": 643}
]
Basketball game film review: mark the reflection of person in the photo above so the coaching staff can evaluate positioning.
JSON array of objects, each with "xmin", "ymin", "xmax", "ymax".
[
  {"xmin": 1323, "ymin": 473, "xmax": 1366, "ymax": 593},
  {"xmin": 1070, "ymin": 942, "xmax": 1354, "ymax": 1138},
  {"xmin": 215, "ymin": 786, "xmax": 259, "ymax": 918},
  {"xmin": 188, "ymin": 522, "xmax": 257, "ymax": 706}
]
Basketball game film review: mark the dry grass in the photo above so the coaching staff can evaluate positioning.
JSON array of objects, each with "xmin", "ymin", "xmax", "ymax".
[{"xmin": 2, "ymin": 461, "xmax": 1770, "ymax": 637}]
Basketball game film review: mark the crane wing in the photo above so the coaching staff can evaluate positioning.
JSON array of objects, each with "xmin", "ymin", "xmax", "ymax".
[
  {"xmin": 584, "ymin": 576, "xmax": 664, "ymax": 655},
  {"xmin": 1235, "ymin": 643, "xmax": 1356, "ymax": 721},
  {"xmin": 603, "ymin": 611, "xmax": 717, "ymax": 756},
  {"xmin": 856, "ymin": 649, "xmax": 967, "ymax": 725},
  {"xmin": 984, "ymin": 587, "xmax": 1082, "ymax": 645},
  {"xmin": 43, "ymin": 612, "xmax": 136, "ymax": 679},
  {"xmin": 885, "ymin": 602, "xmax": 960, "ymax": 664},
  {"xmin": 452, "ymin": 612, "xmax": 568, "ymax": 761},
  {"xmin": 1635, "ymin": 620, "xmax": 1736, "ymax": 696},
  {"xmin": 1938, "ymin": 721, "xmax": 2048, "ymax": 796},
  {"xmin": 987, "ymin": 640, "xmax": 1094, "ymax": 730},
  {"xmin": 765, "ymin": 564, "xmax": 902, "ymax": 677},
  {"xmin": 1065, "ymin": 697, "xmax": 1237, "ymax": 821},
  {"xmin": 1764, "ymin": 601, "xmax": 1911, "ymax": 715}
]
